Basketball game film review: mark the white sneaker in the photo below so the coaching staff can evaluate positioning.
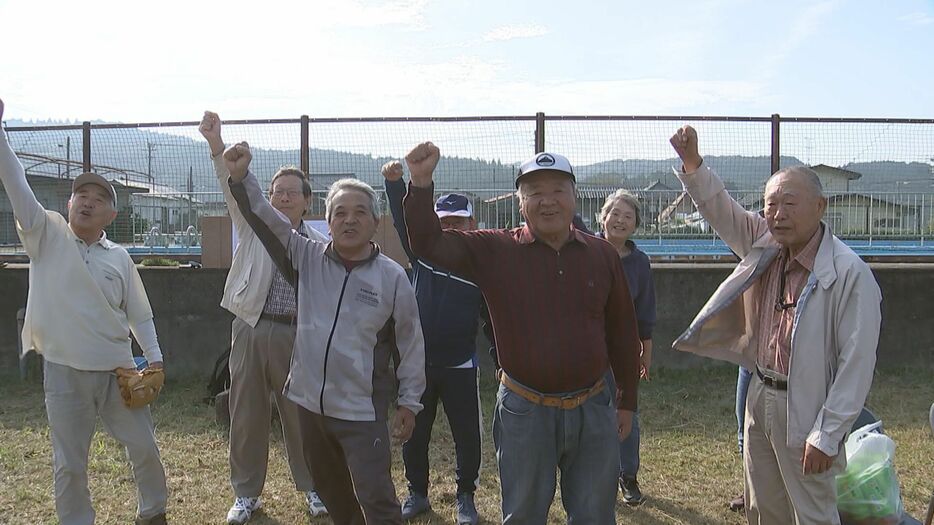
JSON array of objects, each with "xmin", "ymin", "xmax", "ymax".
[
  {"xmin": 305, "ymin": 491, "xmax": 328, "ymax": 517},
  {"xmin": 227, "ymin": 496, "xmax": 262, "ymax": 524}
]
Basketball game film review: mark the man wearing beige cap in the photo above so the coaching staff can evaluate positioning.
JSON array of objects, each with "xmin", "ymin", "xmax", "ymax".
[{"xmin": 0, "ymin": 98, "xmax": 169, "ymax": 525}]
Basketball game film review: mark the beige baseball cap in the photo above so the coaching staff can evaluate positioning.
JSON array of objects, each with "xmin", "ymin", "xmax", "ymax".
[{"xmin": 73, "ymin": 172, "xmax": 117, "ymax": 203}]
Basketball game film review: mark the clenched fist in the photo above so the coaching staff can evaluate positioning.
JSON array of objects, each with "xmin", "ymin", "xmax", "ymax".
[
  {"xmin": 198, "ymin": 111, "xmax": 224, "ymax": 157},
  {"xmin": 0, "ymin": 98, "xmax": 5, "ymax": 121},
  {"xmin": 405, "ymin": 142, "xmax": 440, "ymax": 188},
  {"xmin": 670, "ymin": 125, "xmax": 703, "ymax": 173},
  {"xmin": 381, "ymin": 160, "xmax": 404, "ymax": 182},
  {"xmin": 223, "ymin": 142, "xmax": 252, "ymax": 182}
]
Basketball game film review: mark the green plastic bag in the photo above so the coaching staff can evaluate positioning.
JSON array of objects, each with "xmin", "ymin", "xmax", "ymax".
[{"xmin": 836, "ymin": 421, "xmax": 904, "ymax": 525}]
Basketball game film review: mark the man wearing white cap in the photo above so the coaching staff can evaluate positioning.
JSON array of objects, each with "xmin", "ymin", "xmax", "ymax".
[
  {"xmin": 383, "ymin": 160, "xmax": 483, "ymax": 524},
  {"xmin": 403, "ymin": 144, "xmax": 642, "ymax": 524},
  {"xmin": 0, "ymin": 98, "xmax": 168, "ymax": 525}
]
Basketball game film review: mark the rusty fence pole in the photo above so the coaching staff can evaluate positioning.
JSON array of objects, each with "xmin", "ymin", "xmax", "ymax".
[
  {"xmin": 770, "ymin": 113, "xmax": 780, "ymax": 175},
  {"xmin": 82, "ymin": 121, "xmax": 92, "ymax": 173},
  {"xmin": 535, "ymin": 112, "xmax": 545, "ymax": 154}
]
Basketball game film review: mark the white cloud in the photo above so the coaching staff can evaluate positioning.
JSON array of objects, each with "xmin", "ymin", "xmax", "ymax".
[
  {"xmin": 897, "ymin": 11, "xmax": 934, "ymax": 26},
  {"xmin": 482, "ymin": 24, "xmax": 548, "ymax": 42}
]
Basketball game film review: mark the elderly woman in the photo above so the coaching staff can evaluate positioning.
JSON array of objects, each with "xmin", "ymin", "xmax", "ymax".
[{"xmin": 598, "ymin": 189, "xmax": 657, "ymax": 506}]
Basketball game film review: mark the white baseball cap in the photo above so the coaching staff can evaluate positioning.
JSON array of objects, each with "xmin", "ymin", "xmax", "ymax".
[{"xmin": 515, "ymin": 152, "xmax": 575, "ymax": 188}]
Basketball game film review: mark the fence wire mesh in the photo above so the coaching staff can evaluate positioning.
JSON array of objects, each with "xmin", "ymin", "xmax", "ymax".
[{"xmin": 2, "ymin": 115, "xmax": 934, "ymax": 256}]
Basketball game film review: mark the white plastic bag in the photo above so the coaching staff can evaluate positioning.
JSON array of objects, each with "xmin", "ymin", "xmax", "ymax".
[{"xmin": 836, "ymin": 421, "xmax": 904, "ymax": 525}]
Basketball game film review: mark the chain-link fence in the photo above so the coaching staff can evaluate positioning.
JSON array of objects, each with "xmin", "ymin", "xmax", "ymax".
[{"xmin": 2, "ymin": 114, "xmax": 933, "ymax": 255}]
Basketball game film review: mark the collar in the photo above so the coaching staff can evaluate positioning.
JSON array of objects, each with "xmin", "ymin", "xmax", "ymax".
[
  {"xmin": 783, "ymin": 224, "xmax": 822, "ymax": 274},
  {"xmin": 516, "ymin": 225, "xmax": 589, "ymax": 246},
  {"xmin": 324, "ymin": 241, "xmax": 381, "ymax": 266},
  {"xmin": 72, "ymin": 229, "xmax": 116, "ymax": 250}
]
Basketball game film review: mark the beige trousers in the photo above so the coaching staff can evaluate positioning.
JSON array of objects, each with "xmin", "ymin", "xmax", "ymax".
[
  {"xmin": 744, "ymin": 373, "xmax": 846, "ymax": 525},
  {"xmin": 44, "ymin": 360, "xmax": 168, "ymax": 525},
  {"xmin": 228, "ymin": 317, "xmax": 314, "ymax": 497}
]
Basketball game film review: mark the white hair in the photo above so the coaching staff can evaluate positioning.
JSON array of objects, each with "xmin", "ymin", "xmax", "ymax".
[
  {"xmin": 767, "ymin": 166, "xmax": 825, "ymax": 198},
  {"xmin": 324, "ymin": 178, "xmax": 380, "ymax": 222}
]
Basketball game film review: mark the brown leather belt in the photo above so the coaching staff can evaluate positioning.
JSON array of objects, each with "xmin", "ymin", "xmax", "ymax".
[
  {"xmin": 499, "ymin": 372, "xmax": 606, "ymax": 410},
  {"xmin": 260, "ymin": 312, "xmax": 296, "ymax": 325}
]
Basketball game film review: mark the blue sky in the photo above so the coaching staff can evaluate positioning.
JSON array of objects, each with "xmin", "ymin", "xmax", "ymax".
[{"xmin": 0, "ymin": 0, "xmax": 932, "ymax": 122}]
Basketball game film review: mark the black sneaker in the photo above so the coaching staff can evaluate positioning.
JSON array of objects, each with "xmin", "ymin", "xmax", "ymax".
[
  {"xmin": 455, "ymin": 492, "xmax": 479, "ymax": 525},
  {"xmin": 620, "ymin": 476, "xmax": 645, "ymax": 506},
  {"xmin": 401, "ymin": 491, "xmax": 430, "ymax": 520}
]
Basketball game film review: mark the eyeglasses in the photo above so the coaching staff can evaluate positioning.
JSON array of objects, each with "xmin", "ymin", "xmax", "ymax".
[
  {"xmin": 271, "ymin": 189, "xmax": 303, "ymax": 198},
  {"xmin": 774, "ymin": 255, "xmax": 797, "ymax": 311}
]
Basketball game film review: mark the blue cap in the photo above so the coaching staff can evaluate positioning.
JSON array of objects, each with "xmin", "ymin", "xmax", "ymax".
[{"xmin": 435, "ymin": 193, "xmax": 473, "ymax": 218}]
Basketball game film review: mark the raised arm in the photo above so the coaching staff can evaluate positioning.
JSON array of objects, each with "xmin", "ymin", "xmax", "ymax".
[
  {"xmin": 381, "ymin": 160, "xmax": 417, "ymax": 265},
  {"xmin": 402, "ymin": 142, "xmax": 491, "ymax": 282},
  {"xmin": 198, "ymin": 112, "xmax": 251, "ymax": 237},
  {"xmin": 670, "ymin": 125, "xmax": 769, "ymax": 257},
  {"xmin": 0, "ymin": 99, "xmax": 46, "ymax": 237},
  {"xmin": 224, "ymin": 143, "xmax": 307, "ymax": 280}
]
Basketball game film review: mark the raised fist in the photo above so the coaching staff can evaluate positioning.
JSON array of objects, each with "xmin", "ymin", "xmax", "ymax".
[
  {"xmin": 0, "ymin": 98, "xmax": 5, "ymax": 122},
  {"xmin": 669, "ymin": 125, "xmax": 702, "ymax": 173},
  {"xmin": 381, "ymin": 160, "xmax": 404, "ymax": 182},
  {"xmin": 404, "ymin": 142, "xmax": 440, "ymax": 188},
  {"xmin": 223, "ymin": 142, "xmax": 252, "ymax": 182},
  {"xmin": 198, "ymin": 111, "xmax": 224, "ymax": 156}
]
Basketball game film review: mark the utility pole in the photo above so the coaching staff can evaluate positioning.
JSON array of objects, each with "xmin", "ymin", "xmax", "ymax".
[{"xmin": 146, "ymin": 141, "xmax": 155, "ymax": 184}]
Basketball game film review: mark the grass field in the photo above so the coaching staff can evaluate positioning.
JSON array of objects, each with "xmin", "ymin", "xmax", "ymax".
[{"xmin": 1, "ymin": 365, "xmax": 931, "ymax": 524}]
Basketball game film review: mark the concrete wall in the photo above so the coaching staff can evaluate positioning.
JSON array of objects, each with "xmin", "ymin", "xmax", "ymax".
[{"xmin": 1, "ymin": 263, "xmax": 931, "ymax": 378}]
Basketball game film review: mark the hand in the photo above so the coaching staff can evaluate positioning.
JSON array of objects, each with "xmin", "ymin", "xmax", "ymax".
[
  {"xmin": 223, "ymin": 142, "xmax": 252, "ymax": 182},
  {"xmin": 198, "ymin": 111, "xmax": 224, "ymax": 157},
  {"xmin": 404, "ymin": 142, "xmax": 440, "ymax": 188},
  {"xmin": 640, "ymin": 341, "xmax": 652, "ymax": 381},
  {"xmin": 148, "ymin": 361, "xmax": 164, "ymax": 370},
  {"xmin": 391, "ymin": 406, "xmax": 416, "ymax": 444},
  {"xmin": 0, "ymin": 98, "xmax": 5, "ymax": 121},
  {"xmin": 802, "ymin": 443, "xmax": 834, "ymax": 475},
  {"xmin": 381, "ymin": 160, "xmax": 404, "ymax": 182},
  {"xmin": 617, "ymin": 409, "xmax": 634, "ymax": 440},
  {"xmin": 669, "ymin": 125, "xmax": 703, "ymax": 173}
]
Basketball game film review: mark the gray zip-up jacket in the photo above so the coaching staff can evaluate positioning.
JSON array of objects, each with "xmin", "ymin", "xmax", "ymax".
[{"xmin": 229, "ymin": 172, "xmax": 426, "ymax": 422}]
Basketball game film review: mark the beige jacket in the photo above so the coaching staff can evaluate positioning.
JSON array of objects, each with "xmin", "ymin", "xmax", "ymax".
[
  {"xmin": 673, "ymin": 163, "xmax": 882, "ymax": 457},
  {"xmin": 212, "ymin": 154, "xmax": 329, "ymax": 327}
]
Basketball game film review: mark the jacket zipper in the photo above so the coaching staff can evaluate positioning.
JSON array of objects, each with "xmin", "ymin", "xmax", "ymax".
[{"xmin": 320, "ymin": 270, "xmax": 351, "ymax": 415}]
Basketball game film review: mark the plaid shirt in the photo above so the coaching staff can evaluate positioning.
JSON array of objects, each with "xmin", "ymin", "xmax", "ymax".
[{"xmin": 262, "ymin": 222, "xmax": 306, "ymax": 317}]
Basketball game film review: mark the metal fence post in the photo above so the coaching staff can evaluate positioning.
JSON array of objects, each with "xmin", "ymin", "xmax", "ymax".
[
  {"xmin": 535, "ymin": 112, "xmax": 545, "ymax": 154},
  {"xmin": 82, "ymin": 121, "xmax": 91, "ymax": 173},
  {"xmin": 300, "ymin": 114, "xmax": 310, "ymax": 175},
  {"xmin": 770, "ymin": 113, "xmax": 780, "ymax": 175}
]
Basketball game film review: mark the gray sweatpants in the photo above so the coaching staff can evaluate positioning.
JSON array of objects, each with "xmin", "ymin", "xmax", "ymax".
[
  {"xmin": 228, "ymin": 317, "xmax": 315, "ymax": 496},
  {"xmin": 43, "ymin": 360, "xmax": 168, "ymax": 525},
  {"xmin": 297, "ymin": 407, "xmax": 402, "ymax": 525}
]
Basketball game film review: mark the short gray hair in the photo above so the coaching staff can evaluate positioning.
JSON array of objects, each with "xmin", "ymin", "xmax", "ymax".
[
  {"xmin": 598, "ymin": 189, "xmax": 642, "ymax": 227},
  {"xmin": 325, "ymin": 178, "xmax": 380, "ymax": 222},
  {"xmin": 767, "ymin": 166, "xmax": 825, "ymax": 198}
]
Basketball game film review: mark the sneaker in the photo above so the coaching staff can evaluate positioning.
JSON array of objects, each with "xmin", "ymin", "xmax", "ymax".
[
  {"xmin": 400, "ymin": 491, "xmax": 431, "ymax": 520},
  {"xmin": 455, "ymin": 492, "xmax": 479, "ymax": 525},
  {"xmin": 226, "ymin": 496, "xmax": 262, "ymax": 524},
  {"xmin": 620, "ymin": 476, "xmax": 645, "ymax": 506},
  {"xmin": 729, "ymin": 493, "xmax": 745, "ymax": 511},
  {"xmin": 305, "ymin": 490, "xmax": 328, "ymax": 517},
  {"xmin": 135, "ymin": 513, "xmax": 167, "ymax": 525}
]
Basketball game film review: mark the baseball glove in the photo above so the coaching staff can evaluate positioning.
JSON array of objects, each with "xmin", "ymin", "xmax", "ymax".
[{"xmin": 115, "ymin": 367, "xmax": 165, "ymax": 409}]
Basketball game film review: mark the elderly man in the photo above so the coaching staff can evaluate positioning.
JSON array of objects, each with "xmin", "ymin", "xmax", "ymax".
[
  {"xmin": 223, "ymin": 142, "xmax": 426, "ymax": 525},
  {"xmin": 198, "ymin": 112, "xmax": 328, "ymax": 524},
  {"xmin": 403, "ymin": 143, "xmax": 641, "ymax": 524},
  {"xmin": 0, "ymin": 99, "xmax": 168, "ymax": 525},
  {"xmin": 383, "ymin": 160, "xmax": 483, "ymax": 524},
  {"xmin": 670, "ymin": 125, "xmax": 882, "ymax": 525}
]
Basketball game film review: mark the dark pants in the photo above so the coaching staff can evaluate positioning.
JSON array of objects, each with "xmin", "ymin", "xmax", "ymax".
[
  {"xmin": 297, "ymin": 407, "xmax": 401, "ymax": 525},
  {"xmin": 403, "ymin": 366, "xmax": 482, "ymax": 496}
]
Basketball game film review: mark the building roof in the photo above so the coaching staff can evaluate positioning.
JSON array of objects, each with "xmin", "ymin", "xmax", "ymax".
[{"xmin": 810, "ymin": 164, "xmax": 862, "ymax": 181}]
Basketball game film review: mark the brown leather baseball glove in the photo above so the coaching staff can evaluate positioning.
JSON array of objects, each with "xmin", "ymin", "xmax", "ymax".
[{"xmin": 115, "ymin": 367, "xmax": 165, "ymax": 409}]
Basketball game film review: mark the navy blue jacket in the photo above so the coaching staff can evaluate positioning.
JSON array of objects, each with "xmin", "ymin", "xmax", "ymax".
[
  {"xmin": 597, "ymin": 234, "xmax": 657, "ymax": 340},
  {"xmin": 386, "ymin": 179, "xmax": 483, "ymax": 368}
]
